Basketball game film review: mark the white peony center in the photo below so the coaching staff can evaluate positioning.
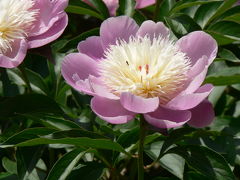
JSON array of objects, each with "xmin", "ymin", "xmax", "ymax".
[
  {"xmin": 100, "ymin": 36, "xmax": 191, "ymax": 104},
  {"xmin": 0, "ymin": 0, "xmax": 38, "ymax": 53}
]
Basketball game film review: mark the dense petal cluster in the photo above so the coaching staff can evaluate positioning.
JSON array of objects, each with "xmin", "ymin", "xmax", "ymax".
[
  {"xmin": 62, "ymin": 16, "xmax": 217, "ymax": 128},
  {"xmin": 83, "ymin": 0, "xmax": 155, "ymax": 16},
  {"xmin": 0, "ymin": 0, "xmax": 68, "ymax": 68}
]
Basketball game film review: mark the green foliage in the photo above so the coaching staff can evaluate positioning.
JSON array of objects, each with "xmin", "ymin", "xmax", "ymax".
[{"xmin": 0, "ymin": 0, "xmax": 240, "ymax": 179}]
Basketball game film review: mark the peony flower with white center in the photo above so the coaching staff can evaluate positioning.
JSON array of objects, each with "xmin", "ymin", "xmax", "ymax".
[
  {"xmin": 62, "ymin": 16, "xmax": 217, "ymax": 128},
  {"xmin": 0, "ymin": 0, "xmax": 68, "ymax": 68},
  {"xmin": 83, "ymin": 0, "xmax": 155, "ymax": 16}
]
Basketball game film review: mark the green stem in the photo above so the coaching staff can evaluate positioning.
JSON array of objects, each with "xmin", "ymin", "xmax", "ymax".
[
  {"xmin": 138, "ymin": 115, "xmax": 147, "ymax": 180},
  {"xmin": 18, "ymin": 65, "xmax": 32, "ymax": 93}
]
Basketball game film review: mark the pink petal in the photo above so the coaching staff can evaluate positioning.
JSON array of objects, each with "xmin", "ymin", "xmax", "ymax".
[
  {"xmin": 187, "ymin": 100, "xmax": 214, "ymax": 128},
  {"xmin": 28, "ymin": 14, "xmax": 68, "ymax": 48},
  {"xmin": 176, "ymin": 31, "xmax": 218, "ymax": 66},
  {"xmin": 181, "ymin": 56, "xmax": 208, "ymax": 94},
  {"xmin": 103, "ymin": 0, "xmax": 119, "ymax": 16},
  {"xmin": 136, "ymin": 20, "xmax": 169, "ymax": 40},
  {"xmin": 166, "ymin": 84, "xmax": 214, "ymax": 110},
  {"xmin": 52, "ymin": 0, "xmax": 69, "ymax": 13},
  {"xmin": 100, "ymin": 16, "xmax": 139, "ymax": 49},
  {"xmin": 77, "ymin": 36, "xmax": 104, "ymax": 60},
  {"xmin": 144, "ymin": 106, "xmax": 191, "ymax": 128},
  {"xmin": 135, "ymin": 0, "xmax": 155, "ymax": 9},
  {"xmin": 79, "ymin": 76, "xmax": 119, "ymax": 99},
  {"xmin": 0, "ymin": 39, "xmax": 28, "ymax": 68},
  {"xmin": 120, "ymin": 92, "xmax": 159, "ymax": 113},
  {"xmin": 29, "ymin": 0, "xmax": 68, "ymax": 36},
  {"xmin": 61, "ymin": 53, "xmax": 99, "ymax": 92},
  {"xmin": 72, "ymin": 77, "xmax": 96, "ymax": 96},
  {"xmin": 91, "ymin": 96, "xmax": 135, "ymax": 124}
]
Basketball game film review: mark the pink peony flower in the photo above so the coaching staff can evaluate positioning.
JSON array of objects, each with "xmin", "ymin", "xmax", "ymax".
[
  {"xmin": 83, "ymin": 0, "xmax": 155, "ymax": 16},
  {"xmin": 62, "ymin": 16, "xmax": 217, "ymax": 128},
  {"xmin": 0, "ymin": 0, "xmax": 68, "ymax": 68}
]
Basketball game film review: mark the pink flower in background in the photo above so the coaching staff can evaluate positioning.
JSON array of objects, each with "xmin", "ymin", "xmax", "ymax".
[
  {"xmin": 0, "ymin": 0, "xmax": 68, "ymax": 68},
  {"xmin": 62, "ymin": 16, "xmax": 217, "ymax": 128},
  {"xmin": 83, "ymin": 0, "xmax": 155, "ymax": 16},
  {"xmin": 135, "ymin": 0, "xmax": 155, "ymax": 9}
]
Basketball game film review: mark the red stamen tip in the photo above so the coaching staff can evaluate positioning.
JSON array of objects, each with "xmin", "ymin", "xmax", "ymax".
[
  {"xmin": 146, "ymin": 64, "xmax": 149, "ymax": 74},
  {"xmin": 138, "ymin": 65, "xmax": 142, "ymax": 71}
]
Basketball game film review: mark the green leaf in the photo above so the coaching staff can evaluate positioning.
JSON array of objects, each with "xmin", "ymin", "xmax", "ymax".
[
  {"xmin": 117, "ymin": 127, "xmax": 139, "ymax": 148},
  {"xmin": 88, "ymin": 0, "xmax": 110, "ymax": 19},
  {"xmin": 25, "ymin": 69, "xmax": 49, "ymax": 94},
  {"xmin": 1, "ymin": 128, "xmax": 57, "ymax": 146},
  {"xmin": 2, "ymin": 127, "xmax": 108, "ymax": 146},
  {"xmin": 66, "ymin": 0, "xmax": 103, "ymax": 20},
  {"xmin": 59, "ymin": 28, "xmax": 99, "ymax": 52},
  {"xmin": 0, "ymin": 68, "xmax": 19, "ymax": 97},
  {"xmin": 218, "ymin": 48, "xmax": 240, "ymax": 62},
  {"xmin": 131, "ymin": 133, "xmax": 163, "ymax": 151},
  {"xmin": 46, "ymin": 148, "xmax": 86, "ymax": 180},
  {"xmin": 218, "ymin": 5, "xmax": 240, "ymax": 20},
  {"xmin": 208, "ymin": 21, "xmax": 240, "ymax": 42},
  {"xmin": 165, "ymin": 145, "xmax": 235, "ymax": 180},
  {"xmin": 66, "ymin": 162, "xmax": 105, "ymax": 180},
  {"xmin": 193, "ymin": 1, "xmax": 222, "ymax": 28},
  {"xmin": 208, "ymin": 86, "xmax": 226, "ymax": 107},
  {"xmin": 165, "ymin": 17, "xmax": 188, "ymax": 37},
  {"xmin": 20, "ymin": 113, "xmax": 81, "ymax": 130},
  {"xmin": 233, "ymin": 100, "xmax": 240, "ymax": 117},
  {"xmin": 205, "ymin": 66, "xmax": 240, "ymax": 85},
  {"xmin": 186, "ymin": 171, "xmax": 210, "ymax": 180},
  {"xmin": 169, "ymin": 0, "xmax": 221, "ymax": 15},
  {"xmin": 209, "ymin": 116, "xmax": 240, "ymax": 135},
  {"xmin": 113, "ymin": 127, "xmax": 139, "ymax": 162},
  {"xmin": 2, "ymin": 137, "xmax": 130, "ymax": 156},
  {"xmin": 0, "ymin": 172, "xmax": 18, "ymax": 180},
  {"xmin": 207, "ymin": 30, "xmax": 237, "ymax": 45},
  {"xmin": 165, "ymin": 14, "xmax": 201, "ymax": 38},
  {"xmin": 19, "ymin": 138, "xmax": 126, "ymax": 153},
  {"xmin": 117, "ymin": 0, "xmax": 136, "ymax": 17},
  {"xmin": 16, "ymin": 146, "xmax": 45, "ymax": 180},
  {"xmin": 223, "ymin": 13, "xmax": 240, "ymax": 23},
  {"xmin": 146, "ymin": 141, "xmax": 185, "ymax": 179},
  {"xmin": 152, "ymin": 177, "xmax": 179, "ymax": 180},
  {"xmin": 160, "ymin": 128, "xmax": 195, "ymax": 155},
  {"xmin": 48, "ymin": 129, "xmax": 107, "ymax": 139},
  {"xmin": 155, "ymin": 0, "xmax": 176, "ymax": 21},
  {"xmin": 133, "ymin": 10, "xmax": 147, "ymax": 25},
  {"xmin": 205, "ymin": 0, "xmax": 237, "ymax": 26},
  {"xmin": 8, "ymin": 68, "xmax": 50, "ymax": 95},
  {"xmin": 2, "ymin": 157, "xmax": 17, "ymax": 175},
  {"xmin": 0, "ymin": 94, "xmax": 63, "ymax": 118}
]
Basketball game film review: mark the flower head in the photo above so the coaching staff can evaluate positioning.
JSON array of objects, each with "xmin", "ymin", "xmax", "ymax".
[
  {"xmin": 62, "ymin": 16, "xmax": 217, "ymax": 128},
  {"xmin": 100, "ymin": 36, "xmax": 191, "ymax": 103},
  {"xmin": 0, "ymin": 0, "xmax": 68, "ymax": 68}
]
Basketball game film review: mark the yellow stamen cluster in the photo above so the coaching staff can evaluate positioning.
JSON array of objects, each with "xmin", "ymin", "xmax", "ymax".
[{"xmin": 100, "ymin": 36, "xmax": 191, "ymax": 104}]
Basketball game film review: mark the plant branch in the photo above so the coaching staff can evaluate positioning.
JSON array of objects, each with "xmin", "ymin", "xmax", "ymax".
[{"xmin": 138, "ymin": 115, "xmax": 147, "ymax": 180}]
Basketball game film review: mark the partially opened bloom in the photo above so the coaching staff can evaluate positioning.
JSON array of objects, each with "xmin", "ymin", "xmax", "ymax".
[
  {"xmin": 83, "ymin": 0, "xmax": 155, "ymax": 16},
  {"xmin": 62, "ymin": 16, "xmax": 217, "ymax": 128},
  {"xmin": 0, "ymin": 0, "xmax": 68, "ymax": 68}
]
